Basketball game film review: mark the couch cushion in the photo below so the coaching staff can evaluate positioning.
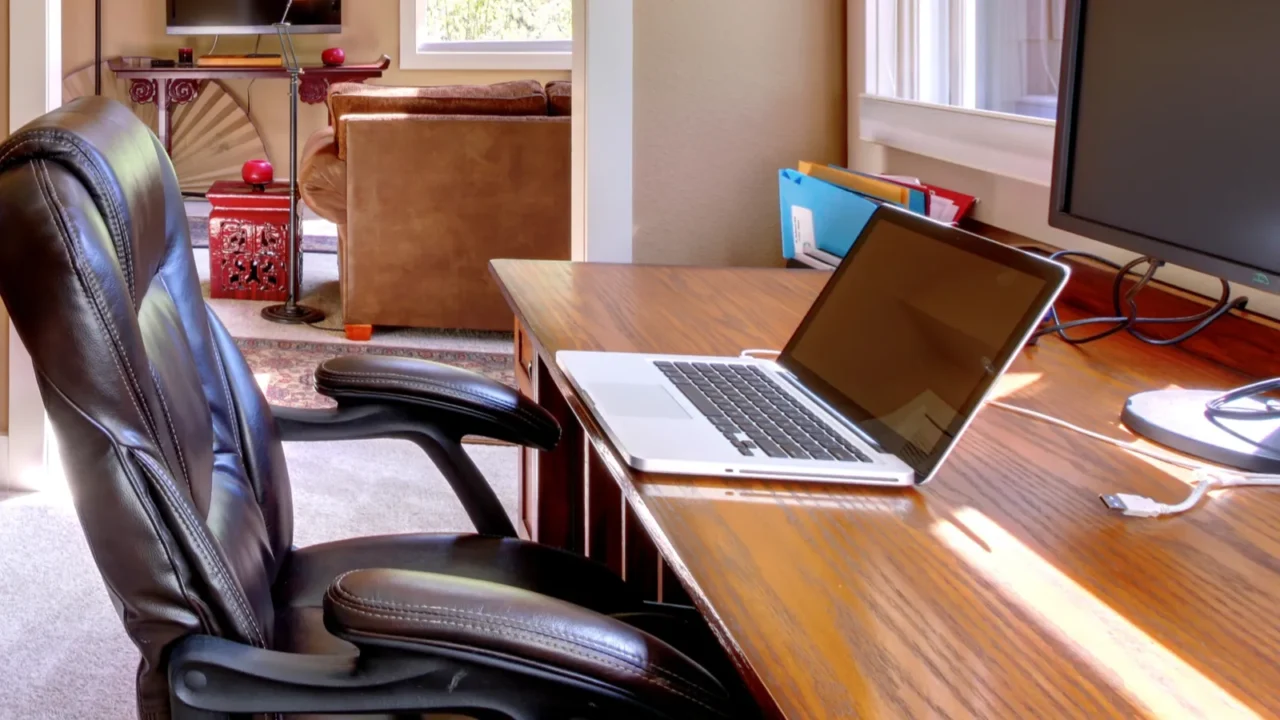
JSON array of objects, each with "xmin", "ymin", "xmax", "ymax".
[
  {"xmin": 545, "ymin": 81, "xmax": 572, "ymax": 116},
  {"xmin": 299, "ymin": 126, "xmax": 347, "ymax": 225},
  {"xmin": 328, "ymin": 80, "xmax": 548, "ymax": 159}
]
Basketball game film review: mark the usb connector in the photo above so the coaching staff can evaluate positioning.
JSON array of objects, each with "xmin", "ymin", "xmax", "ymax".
[{"xmin": 1099, "ymin": 493, "xmax": 1167, "ymax": 518}]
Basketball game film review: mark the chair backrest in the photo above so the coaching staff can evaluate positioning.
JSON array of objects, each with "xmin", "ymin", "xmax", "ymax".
[{"xmin": 0, "ymin": 97, "xmax": 293, "ymax": 715}]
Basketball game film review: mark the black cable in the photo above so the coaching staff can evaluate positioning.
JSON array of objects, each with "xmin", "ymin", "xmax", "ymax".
[
  {"xmin": 1015, "ymin": 245, "xmax": 1248, "ymax": 347},
  {"xmin": 1032, "ymin": 252, "xmax": 1153, "ymax": 344},
  {"xmin": 1205, "ymin": 378, "xmax": 1280, "ymax": 420}
]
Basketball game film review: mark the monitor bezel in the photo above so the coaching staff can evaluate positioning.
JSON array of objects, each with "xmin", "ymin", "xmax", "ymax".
[
  {"xmin": 166, "ymin": 24, "xmax": 341, "ymax": 36},
  {"xmin": 1048, "ymin": 0, "xmax": 1280, "ymax": 294}
]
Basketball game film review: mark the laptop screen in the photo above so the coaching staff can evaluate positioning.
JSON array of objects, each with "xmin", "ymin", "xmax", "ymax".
[{"xmin": 780, "ymin": 208, "xmax": 1065, "ymax": 482}]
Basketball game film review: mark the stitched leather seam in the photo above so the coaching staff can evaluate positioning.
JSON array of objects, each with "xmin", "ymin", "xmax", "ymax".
[
  {"xmin": 3, "ymin": 131, "xmax": 136, "ymax": 295},
  {"xmin": 148, "ymin": 276, "xmax": 198, "ymax": 495},
  {"xmin": 204, "ymin": 308, "xmax": 246, "ymax": 460},
  {"xmin": 23, "ymin": 276, "xmax": 219, "ymax": 654},
  {"xmin": 33, "ymin": 161, "xmax": 161, "ymax": 446},
  {"xmin": 117, "ymin": 451, "xmax": 218, "ymax": 637},
  {"xmin": 330, "ymin": 577, "xmax": 717, "ymax": 703},
  {"xmin": 44, "ymin": 375, "xmax": 219, "ymax": 638},
  {"xmin": 331, "ymin": 602, "xmax": 720, "ymax": 714},
  {"xmin": 135, "ymin": 452, "xmax": 265, "ymax": 646},
  {"xmin": 148, "ymin": 366, "xmax": 194, "ymax": 496},
  {"xmin": 135, "ymin": 453, "xmax": 266, "ymax": 647},
  {"xmin": 317, "ymin": 369, "xmax": 546, "ymax": 431}
]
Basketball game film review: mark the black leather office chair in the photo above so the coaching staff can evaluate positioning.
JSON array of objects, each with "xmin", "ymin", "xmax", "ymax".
[{"xmin": 0, "ymin": 97, "xmax": 740, "ymax": 719}]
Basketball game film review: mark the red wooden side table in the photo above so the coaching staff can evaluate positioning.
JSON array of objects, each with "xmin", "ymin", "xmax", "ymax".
[{"xmin": 206, "ymin": 181, "xmax": 299, "ymax": 301}]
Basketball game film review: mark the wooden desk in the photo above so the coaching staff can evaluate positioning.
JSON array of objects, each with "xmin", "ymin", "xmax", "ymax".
[{"xmin": 491, "ymin": 259, "xmax": 1280, "ymax": 720}]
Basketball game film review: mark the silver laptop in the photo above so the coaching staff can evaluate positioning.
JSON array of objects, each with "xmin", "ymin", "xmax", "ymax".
[{"xmin": 558, "ymin": 207, "xmax": 1069, "ymax": 486}]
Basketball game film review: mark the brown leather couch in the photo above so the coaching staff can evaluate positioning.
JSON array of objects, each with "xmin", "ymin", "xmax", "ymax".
[{"xmin": 300, "ymin": 80, "xmax": 572, "ymax": 338}]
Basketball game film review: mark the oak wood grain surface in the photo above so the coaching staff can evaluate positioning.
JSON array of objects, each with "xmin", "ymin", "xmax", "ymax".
[{"xmin": 491, "ymin": 259, "xmax": 1280, "ymax": 720}]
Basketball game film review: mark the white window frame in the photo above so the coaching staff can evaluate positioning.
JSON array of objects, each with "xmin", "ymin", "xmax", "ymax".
[
  {"xmin": 861, "ymin": 0, "xmax": 1058, "ymax": 185},
  {"xmin": 400, "ymin": 0, "xmax": 572, "ymax": 71}
]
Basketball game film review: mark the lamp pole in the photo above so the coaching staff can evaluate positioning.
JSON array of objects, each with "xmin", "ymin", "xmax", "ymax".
[
  {"xmin": 260, "ymin": 22, "xmax": 324, "ymax": 325},
  {"xmin": 95, "ymin": 0, "xmax": 103, "ymax": 94}
]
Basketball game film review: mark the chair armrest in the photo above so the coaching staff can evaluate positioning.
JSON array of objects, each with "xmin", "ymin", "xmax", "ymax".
[
  {"xmin": 315, "ymin": 354, "xmax": 559, "ymax": 450},
  {"xmin": 324, "ymin": 568, "xmax": 734, "ymax": 720},
  {"xmin": 167, "ymin": 632, "xmax": 703, "ymax": 719},
  {"xmin": 272, "ymin": 353, "xmax": 554, "ymax": 537}
]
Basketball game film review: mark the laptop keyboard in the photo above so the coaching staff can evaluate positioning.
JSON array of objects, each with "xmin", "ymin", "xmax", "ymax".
[{"xmin": 655, "ymin": 361, "xmax": 872, "ymax": 463}]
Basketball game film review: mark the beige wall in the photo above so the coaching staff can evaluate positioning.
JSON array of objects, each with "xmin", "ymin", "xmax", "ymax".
[
  {"xmin": 63, "ymin": 0, "xmax": 569, "ymax": 171},
  {"xmin": 0, "ymin": 0, "xmax": 9, "ymax": 433},
  {"xmin": 632, "ymin": 0, "xmax": 847, "ymax": 267}
]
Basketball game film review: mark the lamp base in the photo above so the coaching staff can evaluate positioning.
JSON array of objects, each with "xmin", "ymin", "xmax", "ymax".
[
  {"xmin": 261, "ymin": 302, "xmax": 324, "ymax": 325},
  {"xmin": 1122, "ymin": 389, "xmax": 1280, "ymax": 473}
]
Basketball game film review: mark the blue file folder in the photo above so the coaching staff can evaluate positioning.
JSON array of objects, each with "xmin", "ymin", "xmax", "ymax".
[{"xmin": 778, "ymin": 169, "xmax": 879, "ymax": 260}]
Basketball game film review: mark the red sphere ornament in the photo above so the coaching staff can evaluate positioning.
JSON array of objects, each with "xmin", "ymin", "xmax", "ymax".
[
  {"xmin": 321, "ymin": 47, "xmax": 346, "ymax": 67},
  {"xmin": 242, "ymin": 159, "xmax": 274, "ymax": 191}
]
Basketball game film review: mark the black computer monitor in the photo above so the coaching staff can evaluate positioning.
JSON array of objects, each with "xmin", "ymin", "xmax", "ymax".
[
  {"xmin": 168, "ymin": 0, "xmax": 342, "ymax": 36},
  {"xmin": 1049, "ymin": 0, "xmax": 1280, "ymax": 471}
]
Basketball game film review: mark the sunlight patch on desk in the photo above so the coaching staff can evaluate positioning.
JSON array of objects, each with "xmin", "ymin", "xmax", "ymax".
[
  {"xmin": 934, "ymin": 508, "xmax": 1259, "ymax": 719},
  {"xmin": 988, "ymin": 372, "xmax": 1042, "ymax": 400}
]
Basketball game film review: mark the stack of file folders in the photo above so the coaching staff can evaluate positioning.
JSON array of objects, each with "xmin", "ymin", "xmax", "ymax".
[{"xmin": 779, "ymin": 162, "xmax": 978, "ymax": 269}]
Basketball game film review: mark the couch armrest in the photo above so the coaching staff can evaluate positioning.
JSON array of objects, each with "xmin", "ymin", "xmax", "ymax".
[
  {"xmin": 324, "ymin": 569, "xmax": 734, "ymax": 719},
  {"xmin": 314, "ymin": 354, "xmax": 559, "ymax": 450}
]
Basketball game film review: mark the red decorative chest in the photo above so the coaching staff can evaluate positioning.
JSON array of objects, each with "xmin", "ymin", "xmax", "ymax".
[{"xmin": 206, "ymin": 181, "xmax": 300, "ymax": 301}]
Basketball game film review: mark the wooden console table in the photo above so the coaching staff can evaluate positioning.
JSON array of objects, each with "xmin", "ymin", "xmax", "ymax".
[
  {"xmin": 492, "ymin": 259, "xmax": 1280, "ymax": 719},
  {"xmin": 107, "ymin": 55, "xmax": 390, "ymax": 151}
]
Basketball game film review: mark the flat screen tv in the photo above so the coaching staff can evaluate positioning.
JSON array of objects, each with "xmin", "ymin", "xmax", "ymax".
[{"xmin": 167, "ymin": 0, "xmax": 342, "ymax": 35}]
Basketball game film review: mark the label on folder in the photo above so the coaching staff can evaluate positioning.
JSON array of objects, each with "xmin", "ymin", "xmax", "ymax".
[{"xmin": 791, "ymin": 206, "xmax": 816, "ymax": 253}]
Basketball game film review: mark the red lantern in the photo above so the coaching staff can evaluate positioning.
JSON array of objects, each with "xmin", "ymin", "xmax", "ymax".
[
  {"xmin": 321, "ymin": 47, "xmax": 346, "ymax": 67},
  {"xmin": 241, "ymin": 159, "xmax": 274, "ymax": 191}
]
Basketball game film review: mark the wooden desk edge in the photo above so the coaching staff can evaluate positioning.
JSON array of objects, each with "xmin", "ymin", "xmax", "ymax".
[{"xmin": 489, "ymin": 260, "xmax": 790, "ymax": 718}]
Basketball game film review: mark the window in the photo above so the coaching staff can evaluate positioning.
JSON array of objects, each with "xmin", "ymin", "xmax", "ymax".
[
  {"xmin": 400, "ymin": 0, "xmax": 572, "ymax": 70},
  {"xmin": 867, "ymin": 0, "xmax": 1065, "ymax": 119},
  {"xmin": 860, "ymin": 0, "xmax": 1064, "ymax": 185}
]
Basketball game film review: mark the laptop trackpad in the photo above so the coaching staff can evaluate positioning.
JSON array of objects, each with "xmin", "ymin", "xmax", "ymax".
[{"xmin": 592, "ymin": 383, "xmax": 691, "ymax": 420}]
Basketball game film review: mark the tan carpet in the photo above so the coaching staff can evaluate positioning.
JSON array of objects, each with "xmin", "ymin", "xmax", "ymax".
[{"xmin": 0, "ymin": 440, "xmax": 518, "ymax": 719}]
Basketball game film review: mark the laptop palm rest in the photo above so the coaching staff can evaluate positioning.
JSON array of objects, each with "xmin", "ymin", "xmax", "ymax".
[{"xmin": 590, "ymin": 383, "xmax": 691, "ymax": 420}]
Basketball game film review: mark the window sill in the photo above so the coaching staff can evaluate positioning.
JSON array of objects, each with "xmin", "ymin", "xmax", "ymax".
[
  {"xmin": 858, "ymin": 95, "xmax": 1056, "ymax": 186},
  {"xmin": 399, "ymin": 50, "xmax": 572, "ymax": 71}
]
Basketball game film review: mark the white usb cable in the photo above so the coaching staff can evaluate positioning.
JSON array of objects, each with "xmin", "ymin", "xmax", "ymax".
[{"xmin": 988, "ymin": 399, "xmax": 1280, "ymax": 518}]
